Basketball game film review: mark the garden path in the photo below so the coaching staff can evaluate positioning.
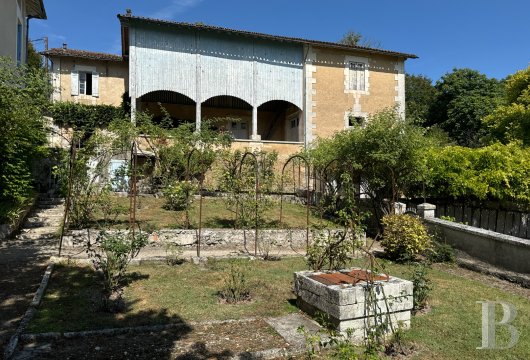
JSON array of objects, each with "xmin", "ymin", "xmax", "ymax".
[{"xmin": 0, "ymin": 197, "xmax": 63, "ymax": 356}]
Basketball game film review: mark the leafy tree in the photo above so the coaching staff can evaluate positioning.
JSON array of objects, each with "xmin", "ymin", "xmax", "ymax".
[
  {"xmin": 338, "ymin": 30, "xmax": 381, "ymax": 48},
  {"xmin": 483, "ymin": 66, "xmax": 530, "ymax": 145},
  {"xmin": 26, "ymin": 42, "xmax": 42, "ymax": 70},
  {"xmin": 0, "ymin": 57, "xmax": 51, "ymax": 221},
  {"xmin": 425, "ymin": 142, "xmax": 530, "ymax": 205},
  {"xmin": 428, "ymin": 68, "xmax": 502, "ymax": 147},
  {"xmin": 308, "ymin": 109, "xmax": 432, "ymax": 228},
  {"xmin": 405, "ymin": 74, "xmax": 436, "ymax": 124}
]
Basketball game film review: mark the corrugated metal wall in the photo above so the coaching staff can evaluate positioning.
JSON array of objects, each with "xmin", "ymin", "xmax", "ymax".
[{"xmin": 130, "ymin": 24, "xmax": 303, "ymax": 109}]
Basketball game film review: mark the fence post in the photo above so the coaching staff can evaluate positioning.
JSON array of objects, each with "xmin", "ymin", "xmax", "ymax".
[{"xmin": 417, "ymin": 203, "xmax": 436, "ymax": 219}]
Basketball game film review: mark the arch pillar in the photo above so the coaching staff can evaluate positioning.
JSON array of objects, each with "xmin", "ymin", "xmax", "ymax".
[{"xmin": 251, "ymin": 106, "xmax": 260, "ymax": 140}]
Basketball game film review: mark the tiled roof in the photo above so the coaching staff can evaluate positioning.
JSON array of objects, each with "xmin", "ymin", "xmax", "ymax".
[
  {"xmin": 118, "ymin": 14, "xmax": 418, "ymax": 59},
  {"xmin": 40, "ymin": 48, "xmax": 123, "ymax": 62}
]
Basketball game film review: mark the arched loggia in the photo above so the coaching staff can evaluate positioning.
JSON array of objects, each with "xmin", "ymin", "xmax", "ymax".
[
  {"xmin": 138, "ymin": 90, "xmax": 196, "ymax": 128},
  {"xmin": 258, "ymin": 100, "xmax": 302, "ymax": 142},
  {"xmin": 201, "ymin": 95, "xmax": 252, "ymax": 139}
]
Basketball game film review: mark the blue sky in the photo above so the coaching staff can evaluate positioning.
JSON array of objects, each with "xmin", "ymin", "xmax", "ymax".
[{"xmin": 30, "ymin": 0, "xmax": 529, "ymax": 82}]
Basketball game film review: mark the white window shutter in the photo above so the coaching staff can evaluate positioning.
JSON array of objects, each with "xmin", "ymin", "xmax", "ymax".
[
  {"xmin": 92, "ymin": 72, "xmax": 99, "ymax": 97},
  {"xmin": 71, "ymin": 71, "xmax": 79, "ymax": 96}
]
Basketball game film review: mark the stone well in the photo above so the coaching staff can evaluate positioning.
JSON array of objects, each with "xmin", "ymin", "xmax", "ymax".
[{"xmin": 294, "ymin": 268, "xmax": 413, "ymax": 341}]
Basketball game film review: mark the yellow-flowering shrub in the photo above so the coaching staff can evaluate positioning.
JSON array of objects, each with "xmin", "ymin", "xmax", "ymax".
[{"xmin": 381, "ymin": 214, "xmax": 431, "ymax": 262}]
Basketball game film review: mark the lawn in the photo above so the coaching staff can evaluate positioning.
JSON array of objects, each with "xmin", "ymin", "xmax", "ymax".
[
  {"xmin": 30, "ymin": 258, "xmax": 530, "ymax": 360},
  {"xmin": 94, "ymin": 196, "xmax": 334, "ymax": 230}
]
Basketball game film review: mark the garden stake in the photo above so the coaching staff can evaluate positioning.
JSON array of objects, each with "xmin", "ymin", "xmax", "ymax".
[
  {"xmin": 238, "ymin": 152, "xmax": 259, "ymax": 256},
  {"xmin": 58, "ymin": 137, "xmax": 76, "ymax": 257}
]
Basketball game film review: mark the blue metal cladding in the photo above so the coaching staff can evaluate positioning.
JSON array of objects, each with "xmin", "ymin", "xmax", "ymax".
[{"xmin": 130, "ymin": 24, "xmax": 304, "ymax": 109}]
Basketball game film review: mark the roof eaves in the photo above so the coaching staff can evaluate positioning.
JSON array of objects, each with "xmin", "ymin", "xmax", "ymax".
[{"xmin": 117, "ymin": 14, "xmax": 418, "ymax": 59}]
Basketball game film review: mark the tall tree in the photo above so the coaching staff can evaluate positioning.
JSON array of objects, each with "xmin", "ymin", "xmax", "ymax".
[
  {"xmin": 26, "ymin": 42, "xmax": 43, "ymax": 69},
  {"xmin": 483, "ymin": 66, "xmax": 530, "ymax": 145},
  {"xmin": 0, "ymin": 57, "xmax": 50, "ymax": 219},
  {"xmin": 405, "ymin": 74, "xmax": 436, "ymax": 124},
  {"xmin": 427, "ymin": 68, "xmax": 502, "ymax": 147}
]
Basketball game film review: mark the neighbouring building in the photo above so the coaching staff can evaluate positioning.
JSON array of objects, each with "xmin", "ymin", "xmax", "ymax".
[
  {"xmin": 41, "ymin": 45, "xmax": 128, "ymax": 106},
  {"xmin": 118, "ymin": 12, "xmax": 417, "ymax": 159},
  {"xmin": 0, "ymin": 0, "xmax": 47, "ymax": 65}
]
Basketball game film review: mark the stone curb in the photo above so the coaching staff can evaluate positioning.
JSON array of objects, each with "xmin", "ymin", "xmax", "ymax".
[
  {"xmin": 20, "ymin": 317, "xmax": 259, "ymax": 342},
  {"xmin": 19, "ymin": 317, "xmax": 304, "ymax": 360},
  {"xmin": 4, "ymin": 262, "xmax": 54, "ymax": 360},
  {"xmin": 457, "ymin": 258, "xmax": 530, "ymax": 288}
]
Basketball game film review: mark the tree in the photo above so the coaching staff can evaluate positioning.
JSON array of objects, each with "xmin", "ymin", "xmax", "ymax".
[
  {"xmin": 427, "ymin": 68, "xmax": 502, "ymax": 147},
  {"xmin": 26, "ymin": 42, "xmax": 43, "ymax": 70},
  {"xmin": 338, "ymin": 30, "xmax": 381, "ymax": 49},
  {"xmin": 308, "ymin": 109, "xmax": 432, "ymax": 228},
  {"xmin": 483, "ymin": 66, "xmax": 530, "ymax": 145},
  {"xmin": 0, "ymin": 57, "xmax": 50, "ymax": 221},
  {"xmin": 405, "ymin": 74, "xmax": 436, "ymax": 124}
]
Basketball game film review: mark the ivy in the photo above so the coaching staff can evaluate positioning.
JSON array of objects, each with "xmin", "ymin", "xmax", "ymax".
[{"xmin": 50, "ymin": 101, "xmax": 124, "ymax": 130}]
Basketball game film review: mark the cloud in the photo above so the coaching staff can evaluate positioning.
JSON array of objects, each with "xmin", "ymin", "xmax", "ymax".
[{"xmin": 149, "ymin": 0, "xmax": 203, "ymax": 20}]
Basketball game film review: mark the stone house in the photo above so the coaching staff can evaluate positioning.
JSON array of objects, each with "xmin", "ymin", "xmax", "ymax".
[
  {"xmin": 0, "ymin": 0, "xmax": 46, "ymax": 65},
  {"xmin": 118, "ymin": 13, "xmax": 417, "ymax": 161},
  {"xmin": 41, "ymin": 46, "xmax": 128, "ymax": 106}
]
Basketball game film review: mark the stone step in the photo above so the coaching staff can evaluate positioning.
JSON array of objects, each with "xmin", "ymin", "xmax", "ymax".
[
  {"xmin": 38, "ymin": 198, "xmax": 65, "ymax": 205},
  {"xmin": 36, "ymin": 204, "xmax": 64, "ymax": 210},
  {"xmin": 20, "ymin": 226, "xmax": 59, "ymax": 234},
  {"xmin": 23, "ymin": 218, "xmax": 58, "ymax": 228},
  {"xmin": 16, "ymin": 232, "xmax": 57, "ymax": 241}
]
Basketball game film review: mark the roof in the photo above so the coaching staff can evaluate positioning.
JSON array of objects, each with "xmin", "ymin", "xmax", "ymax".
[
  {"xmin": 26, "ymin": 0, "xmax": 46, "ymax": 19},
  {"xmin": 40, "ymin": 48, "xmax": 124, "ymax": 62},
  {"xmin": 118, "ymin": 14, "xmax": 417, "ymax": 59}
]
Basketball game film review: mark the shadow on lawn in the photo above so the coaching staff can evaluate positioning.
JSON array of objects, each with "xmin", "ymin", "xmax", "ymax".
[
  {"xmin": 0, "ymin": 239, "xmax": 53, "ymax": 355},
  {"xmin": 27, "ymin": 263, "xmax": 279, "ymax": 360}
]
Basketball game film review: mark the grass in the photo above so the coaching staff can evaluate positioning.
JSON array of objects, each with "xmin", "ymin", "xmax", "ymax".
[
  {"xmin": 93, "ymin": 196, "xmax": 335, "ymax": 230},
  {"xmin": 30, "ymin": 258, "xmax": 530, "ymax": 360}
]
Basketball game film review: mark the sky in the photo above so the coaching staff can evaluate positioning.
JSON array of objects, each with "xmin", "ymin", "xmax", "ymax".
[{"xmin": 29, "ymin": 0, "xmax": 530, "ymax": 82}]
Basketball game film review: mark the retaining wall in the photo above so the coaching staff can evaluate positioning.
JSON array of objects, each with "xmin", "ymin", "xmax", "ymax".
[{"xmin": 424, "ymin": 217, "xmax": 530, "ymax": 274}]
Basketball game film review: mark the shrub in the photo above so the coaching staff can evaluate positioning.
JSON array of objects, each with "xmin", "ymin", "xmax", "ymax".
[
  {"xmin": 87, "ymin": 230, "xmax": 148, "ymax": 311},
  {"xmin": 165, "ymin": 242, "xmax": 184, "ymax": 266},
  {"xmin": 381, "ymin": 214, "xmax": 431, "ymax": 262},
  {"xmin": 219, "ymin": 264, "xmax": 251, "ymax": 304},
  {"xmin": 162, "ymin": 180, "xmax": 197, "ymax": 211},
  {"xmin": 410, "ymin": 263, "xmax": 432, "ymax": 311},
  {"xmin": 306, "ymin": 230, "xmax": 361, "ymax": 271},
  {"xmin": 427, "ymin": 240, "xmax": 456, "ymax": 263}
]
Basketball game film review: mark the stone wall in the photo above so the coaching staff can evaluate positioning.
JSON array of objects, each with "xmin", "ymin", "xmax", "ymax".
[
  {"xmin": 423, "ymin": 217, "xmax": 530, "ymax": 274},
  {"xmin": 62, "ymin": 228, "xmax": 365, "ymax": 249}
]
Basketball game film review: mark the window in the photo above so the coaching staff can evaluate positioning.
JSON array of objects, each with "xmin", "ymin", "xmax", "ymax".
[
  {"xmin": 348, "ymin": 115, "xmax": 365, "ymax": 127},
  {"xmin": 16, "ymin": 22, "xmax": 22, "ymax": 65},
  {"xmin": 290, "ymin": 117, "xmax": 300, "ymax": 129},
  {"xmin": 79, "ymin": 72, "xmax": 93, "ymax": 95},
  {"xmin": 348, "ymin": 62, "xmax": 366, "ymax": 91}
]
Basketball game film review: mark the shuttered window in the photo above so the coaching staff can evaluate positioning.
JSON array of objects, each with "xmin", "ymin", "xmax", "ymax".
[
  {"xmin": 348, "ymin": 62, "xmax": 366, "ymax": 91},
  {"xmin": 71, "ymin": 70, "xmax": 99, "ymax": 97}
]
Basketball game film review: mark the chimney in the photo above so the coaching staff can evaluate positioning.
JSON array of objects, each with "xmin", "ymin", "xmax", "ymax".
[
  {"xmin": 62, "ymin": 43, "xmax": 67, "ymax": 50},
  {"xmin": 125, "ymin": 9, "xmax": 132, "ymax": 16}
]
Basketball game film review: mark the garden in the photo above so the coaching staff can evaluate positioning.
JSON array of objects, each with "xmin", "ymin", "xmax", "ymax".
[{"xmin": 3, "ymin": 58, "xmax": 530, "ymax": 359}]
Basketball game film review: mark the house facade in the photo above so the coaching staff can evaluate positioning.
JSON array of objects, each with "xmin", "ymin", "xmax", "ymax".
[
  {"xmin": 118, "ymin": 13, "xmax": 416, "ymax": 159},
  {"xmin": 0, "ymin": 0, "xmax": 46, "ymax": 64},
  {"xmin": 41, "ymin": 46, "xmax": 128, "ymax": 106}
]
